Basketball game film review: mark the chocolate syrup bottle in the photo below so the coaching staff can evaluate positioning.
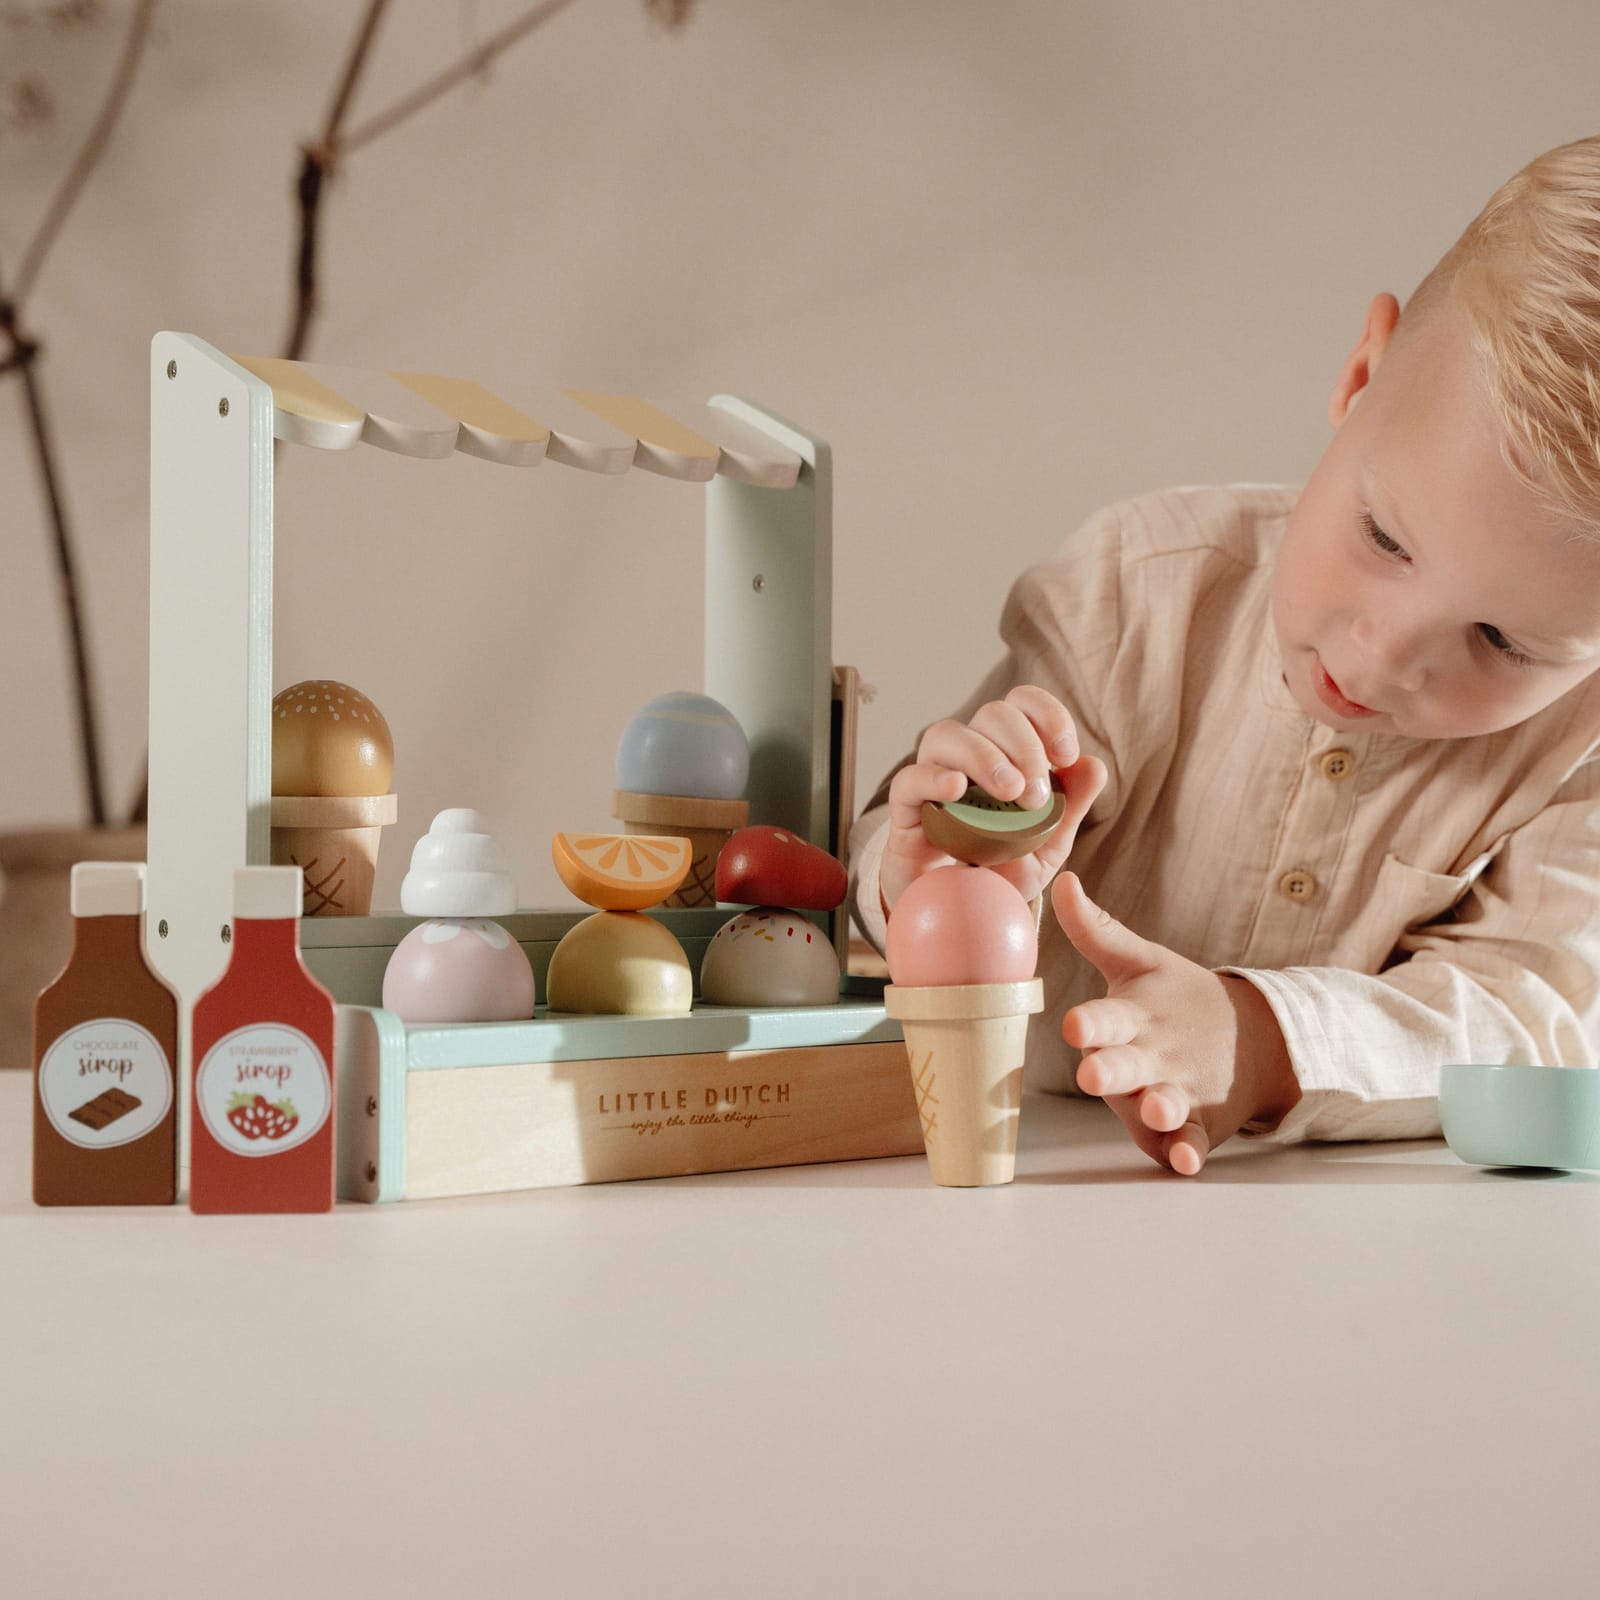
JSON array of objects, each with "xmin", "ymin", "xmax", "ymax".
[
  {"xmin": 190, "ymin": 866, "xmax": 337, "ymax": 1214},
  {"xmin": 33, "ymin": 862, "xmax": 178, "ymax": 1206}
]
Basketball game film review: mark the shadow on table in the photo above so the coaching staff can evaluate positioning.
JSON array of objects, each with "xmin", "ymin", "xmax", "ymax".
[
  {"xmin": 648, "ymin": 1092, "xmax": 1600, "ymax": 1190},
  {"xmin": 1003, "ymin": 1093, "xmax": 1600, "ymax": 1186},
  {"xmin": 1019, "ymin": 1136, "xmax": 1600, "ymax": 1186}
]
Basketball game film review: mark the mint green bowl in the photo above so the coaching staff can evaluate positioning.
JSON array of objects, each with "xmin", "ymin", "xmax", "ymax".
[{"xmin": 1439, "ymin": 1063, "xmax": 1600, "ymax": 1170}]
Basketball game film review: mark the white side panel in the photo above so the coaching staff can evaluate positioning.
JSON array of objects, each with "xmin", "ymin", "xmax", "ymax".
[
  {"xmin": 146, "ymin": 332, "xmax": 274, "ymax": 1165},
  {"xmin": 335, "ymin": 1004, "xmax": 404, "ymax": 1202},
  {"xmin": 703, "ymin": 396, "xmax": 832, "ymax": 849}
]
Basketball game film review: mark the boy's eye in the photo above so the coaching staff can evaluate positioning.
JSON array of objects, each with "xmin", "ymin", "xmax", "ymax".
[
  {"xmin": 1478, "ymin": 623, "xmax": 1536, "ymax": 668},
  {"xmin": 1357, "ymin": 512, "xmax": 1537, "ymax": 667},
  {"xmin": 1359, "ymin": 512, "xmax": 1406, "ymax": 558}
]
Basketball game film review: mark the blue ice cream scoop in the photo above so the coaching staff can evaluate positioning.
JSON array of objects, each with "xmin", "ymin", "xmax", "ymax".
[{"xmin": 615, "ymin": 691, "xmax": 749, "ymax": 800}]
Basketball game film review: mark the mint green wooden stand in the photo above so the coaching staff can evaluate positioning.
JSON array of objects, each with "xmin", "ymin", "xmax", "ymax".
[{"xmin": 144, "ymin": 334, "xmax": 904, "ymax": 1200}]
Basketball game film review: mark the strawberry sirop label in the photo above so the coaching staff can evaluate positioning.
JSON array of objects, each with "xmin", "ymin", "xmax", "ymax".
[{"xmin": 195, "ymin": 1024, "xmax": 330, "ymax": 1160}]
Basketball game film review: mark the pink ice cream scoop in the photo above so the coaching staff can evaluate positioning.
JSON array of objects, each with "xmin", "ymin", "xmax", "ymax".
[{"xmin": 885, "ymin": 866, "xmax": 1038, "ymax": 987}]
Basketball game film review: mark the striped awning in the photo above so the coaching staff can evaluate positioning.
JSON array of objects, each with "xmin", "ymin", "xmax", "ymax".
[{"xmin": 227, "ymin": 355, "xmax": 803, "ymax": 489}]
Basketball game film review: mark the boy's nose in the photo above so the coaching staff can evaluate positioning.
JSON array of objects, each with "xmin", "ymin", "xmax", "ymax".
[{"xmin": 1351, "ymin": 616, "xmax": 1429, "ymax": 693}]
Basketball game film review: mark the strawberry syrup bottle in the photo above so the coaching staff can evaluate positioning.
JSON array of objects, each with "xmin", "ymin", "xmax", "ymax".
[
  {"xmin": 33, "ymin": 863, "xmax": 178, "ymax": 1206},
  {"xmin": 190, "ymin": 866, "xmax": 336, "ymax": 1214}
]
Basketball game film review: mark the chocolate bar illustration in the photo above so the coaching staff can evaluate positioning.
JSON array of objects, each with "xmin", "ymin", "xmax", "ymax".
[{"xmin": 68, "ymin": 1087, "xmax": 143, "ymax": 1130}]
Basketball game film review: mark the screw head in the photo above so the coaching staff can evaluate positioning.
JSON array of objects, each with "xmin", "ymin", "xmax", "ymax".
[
  {"xmin": 218, "ymin": 397, "xmax": 230, "ymax": 416},
  {"xmin": 166, "ymin": 359, "xmax": 177, "ymax": 379},
  {"xmin": 221, "ymin": 924, "xmax": 232, "ymax": 944},
  {"xmin": 365, "ymin": 1097, "xmax": 378, "ymax": 1117},
  {"xmin": 157, "ymin": 918, "xmax": 169, "ymax": 938},
  {"xmin": 752, "ymin": 574, "xmax": 766, "ymax": 593},
  {"xmin": 364, "ymin": 1162, "xmax": 377, "ymax": 1184}
]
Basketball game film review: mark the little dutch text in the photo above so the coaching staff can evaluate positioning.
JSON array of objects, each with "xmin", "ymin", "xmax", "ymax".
[{"xmin": 596, "ymin": 1082, "xmax": 791, "ymax": 1116}]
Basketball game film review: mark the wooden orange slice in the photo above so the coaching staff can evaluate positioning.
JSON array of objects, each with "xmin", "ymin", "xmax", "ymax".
[{"xmin": 552, "ymin": 832, "xmax": 693, "ymax": 910}]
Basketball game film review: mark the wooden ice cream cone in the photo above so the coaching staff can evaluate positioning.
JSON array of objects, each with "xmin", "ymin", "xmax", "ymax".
[
  {"xmin": 270, "ymin": 793, "xmax": 398, "ymax": 916},
  {"xmin": 612, "ymin": 789, "xmax": 748, "ymax": 908},
  {"xmin": 883, "ymin": 979, "xmax": 1044, "ymax": 1186}
]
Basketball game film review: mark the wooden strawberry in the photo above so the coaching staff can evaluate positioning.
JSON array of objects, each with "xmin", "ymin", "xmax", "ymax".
[{"xmin": 714, "ymin": 825, "xmax": 847, "ymax": 911}]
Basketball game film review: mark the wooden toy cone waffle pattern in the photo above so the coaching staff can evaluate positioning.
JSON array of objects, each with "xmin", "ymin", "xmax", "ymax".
[
  {"xmin": 269, "ymin": 794, "xmax": 398, "ymax": 917},
  {"xmin": 635, "ymin": 822, "xmax": 727, "ymax": 908},
  {"xmin": 612, "ymin": 790, "xmax": 748, "ymax": 910},
  {"xmin": 883, "ymin": 979, "xmax": 1044, "ymax": 1186}
]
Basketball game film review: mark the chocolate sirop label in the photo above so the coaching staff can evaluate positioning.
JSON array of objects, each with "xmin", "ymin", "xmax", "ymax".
[{"xmin": 39, "ymin": 1018, "xmax": 173, "ymax": 1150}]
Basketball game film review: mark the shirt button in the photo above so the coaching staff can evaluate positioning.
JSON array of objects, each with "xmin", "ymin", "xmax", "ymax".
[
  {"xmin": 1279, "ymin": 869, "xmax": 1318, "ymax": 902},
  {"xmin": 1320, "ymin": 749, "xmax": 1355, "ymax": 782}
]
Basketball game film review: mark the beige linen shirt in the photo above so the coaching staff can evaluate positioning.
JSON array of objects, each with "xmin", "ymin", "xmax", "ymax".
[{"xmin": 849, "ymin": 485, "xmax": 1600, "ymax": 1143}]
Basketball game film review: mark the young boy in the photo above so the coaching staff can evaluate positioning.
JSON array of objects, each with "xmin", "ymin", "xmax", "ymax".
[{"xmin": 849, "ymin": 135, "xmax": 1600, "ymax": 1177}]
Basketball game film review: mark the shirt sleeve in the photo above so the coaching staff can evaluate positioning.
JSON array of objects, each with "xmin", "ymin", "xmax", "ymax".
[
  {"xmin": 1221, "ymin": 750, "xmax": 1600, "ymax": 1144},
  {"xmin": 847, "ymin": 502, "xmax": 1131, "ymax": 955}
]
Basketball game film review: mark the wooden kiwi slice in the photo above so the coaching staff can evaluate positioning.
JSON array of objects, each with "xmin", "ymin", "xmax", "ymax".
[{"xmin": 920, "ymin": 778, "xmax": 1067, "ymax": 866}]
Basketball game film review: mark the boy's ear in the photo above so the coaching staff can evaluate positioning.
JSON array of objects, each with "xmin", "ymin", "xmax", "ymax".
[{"xmin": 1329, "ymin": 293, "xmax": 1402, "ymax": 427}]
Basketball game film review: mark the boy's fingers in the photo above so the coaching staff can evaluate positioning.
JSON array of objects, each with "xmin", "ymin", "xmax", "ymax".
[
  {"xmin": 1058, "ymin": 754, "xmax": 1107, "ymax": 822},
  {"xmin": 1034, "ymin": 755, "xmax": 1107, "ymax": 875},
  {"xmin": 1061, "ymin": 996, "xmax": 1145, "ymax": 1051},
  {"xmin": 1138, "ymin": 1082, "xmax": 1190, "ymax": 1134},
  {"xmin": 1050, "ymin": 872, "xmax": 1159, "ymax": 985},
  {"xmin": 1073, "ymin": 1043, "xmax": 1150, "ymax": 1097},
  {"xmin": 969, "ymin": 700, "xmax": 1052, "ymax": 804},
  {"xmin": 909, "ymin": 699, "xmax": 1089, "ymax": 817},
  {"xmin": 1163, "ymin": 1121, "xmax": 1210, "ymax": 1177},
  {"xmin": 886, "ymin": 761, "xmax": 968, "ymax": 828},
  {"xmin": 1003, "ymin": 685, "xmax": 1080, "ymax": 768},
  {"xmin": 1102, "ymin": 1093, "xmax": 1173, "ymax": 1170},
  {"xmin": 916, "ymin": 719, "xmax": 1030, "ymax": 802}
]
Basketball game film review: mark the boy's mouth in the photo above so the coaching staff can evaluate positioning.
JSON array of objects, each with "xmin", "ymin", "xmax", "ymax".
[{"xmin": 1313, "ymin": 656, "xmax": 1378, "ymax": 719}]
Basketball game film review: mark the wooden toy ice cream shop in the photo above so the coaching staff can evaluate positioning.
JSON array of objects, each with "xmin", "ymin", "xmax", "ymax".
[{"xmin": 145, "ymin": 333, "xmax": 923, "ymax": 1202}]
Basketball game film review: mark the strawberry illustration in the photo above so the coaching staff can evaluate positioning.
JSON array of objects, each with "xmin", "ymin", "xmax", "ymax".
[{"xmin": 225, "ymin": 1092, "xmax": 300, "ymax": 1141}]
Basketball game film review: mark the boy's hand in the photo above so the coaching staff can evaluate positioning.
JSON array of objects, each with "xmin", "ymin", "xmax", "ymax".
[
  {"xmin": 1050, "ymin": 872, "xmax": 1300, "ymax": 1175},
  {"xmin": 881, "ymin": 686, "xmax": 1107, "ymax": 913}
]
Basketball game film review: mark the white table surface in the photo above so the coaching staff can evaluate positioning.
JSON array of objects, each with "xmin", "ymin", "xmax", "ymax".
[{"xmin": 2, "ymin": 1066, "xmax": 1597, "ymax": 1600}]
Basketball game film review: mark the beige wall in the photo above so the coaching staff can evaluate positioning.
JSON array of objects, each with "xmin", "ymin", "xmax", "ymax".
[{"xmin": 5, "ymin": 0, "xmax": 1600, "ymax": 910}]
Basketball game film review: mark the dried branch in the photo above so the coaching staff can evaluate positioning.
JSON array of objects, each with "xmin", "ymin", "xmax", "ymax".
[
  {"xmin": 284, "ymin": 0, "xmax": 693, "ymax": 360},
  {"xmin": 282, "ymin": 0, "xmax": 391, "ymax": 359},
  {"xmin": 282, "ymin": 0, "xmax": 585, "ymax": 361},
  {"xmin": 319, "ymin": 0, "xmax": 390, "ymax": 147},
  {"xmin": 1, "ymin": 0, "xmax": 158, "ymax": 827},
  {"xmin": 0, "ymin": 287, "xmax": 108, "ymax": 826},
  {"xmin": 643, "ymin": 0, "xmax": 694, "ymax": 27},
  {"xmin": 13, "ymin": 0, "xmax": 158, "ymax": 311},
  {"xmin": 340, "ymin": 0, "xmax": 580, "ymax": 156}
]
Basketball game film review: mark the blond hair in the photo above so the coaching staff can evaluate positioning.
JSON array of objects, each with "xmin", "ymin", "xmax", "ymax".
[{"xmin": 1407, "ymin": 136, "xmax": 1600, "ymax": 534}]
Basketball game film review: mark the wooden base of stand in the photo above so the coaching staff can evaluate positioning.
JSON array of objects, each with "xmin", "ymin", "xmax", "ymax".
[{"xmin": 335, "ymin": 999, "xmax": 920, "ymax": 1201}]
